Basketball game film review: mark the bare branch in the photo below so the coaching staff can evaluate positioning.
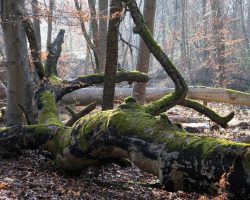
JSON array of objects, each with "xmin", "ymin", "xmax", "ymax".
[{"xmin": 65, "ymin": 102, "xmax": 97, "ymax": 126}]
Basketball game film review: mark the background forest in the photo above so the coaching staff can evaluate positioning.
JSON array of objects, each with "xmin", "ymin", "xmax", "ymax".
[
  {"xmin": 0, "ymin": 0, "xmax": 250, "ymax": 199},
  {"xmin": 1, "ymin": 0, "xmax": 249, "ymax": 91}
]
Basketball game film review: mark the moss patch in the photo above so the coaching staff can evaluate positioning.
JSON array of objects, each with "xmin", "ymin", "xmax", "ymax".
[
  {"xmin": 71, "ymin": 98, "xmax": 250, "ymax": 162},
  {"xmin": 49, "ymin": 75, "xmax": 63, "ymax": 86},
  {"xmin": 38, "ymin": 91, "xmax": 63, "ymax": 126}
]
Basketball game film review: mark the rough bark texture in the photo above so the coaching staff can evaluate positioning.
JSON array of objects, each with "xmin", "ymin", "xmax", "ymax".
[
  {"xmin": 102, "ymin": 0, "xmax": 123, "ymax": 110},
  {"xmin": 132, "ymin": 0, "xmax": 156, "ymax": 104}
]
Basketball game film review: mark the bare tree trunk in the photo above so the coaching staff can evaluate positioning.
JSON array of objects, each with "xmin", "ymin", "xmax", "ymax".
[
  {"xmin": 31, "ymin": 0, "xmax": 41, "ymax": 53},
  {"xmin": 181, "ymin": 0, "xmax": 193, "ymax": 84},
  {"xmin": 132, "ymin": 0, "xmax": 156, "ymax": 104},
  {"xmin": 0, "ymin": 0, "xmax": 25, "ymax": 125},
  {"xmin": 202, "ymin": 0, "xmax": 209, "ymax": 62},
  {"xmin": 211, "ymin": 0, "xmax": 225, "ymax": 87},
  {"xmin": 102, "ymin": 0, "xmax": 123, "ymax": 110},
  {"xmin": 98, "ymin": 0, "xmax": 108, "ymax": 72},
  {"xmin": 47, "ymin": 0, "xmax": 54, "ymax": 51},
  {"xmin": 74, "ymin": 0, "xmax": 99, "ymax": 72},
  {"xmin": 88, "ymin": 0, "xmax": 100, "ymax": 72},
  {"xmin": 248, "ymin": 1, "xmax": 250, "ymax": 39},
  {"xmin": 239, "ymin": 0, "xmax": 250, "ymax": 50}
]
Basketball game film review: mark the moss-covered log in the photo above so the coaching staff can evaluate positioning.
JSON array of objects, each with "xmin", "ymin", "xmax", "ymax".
[
  {"xmin": 1, "ymin": 93, "xmax": 249, "ymax": 198},
  {"xmin": 6, "ymin": 1, "xmax": 248, "ymax": 198}
]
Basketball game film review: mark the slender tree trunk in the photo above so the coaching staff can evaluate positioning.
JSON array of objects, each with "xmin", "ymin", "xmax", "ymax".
[
  {"xmin": 211, "ymin": 0, "xmax": 225, "ymax": 87},
  {"xmin": 239, "ymin": 0, "xmax": 250, "ymax": 50},
  {"xmin": 20, "ymin": 0, "xmax": 34, "ymax": 124},
  {"xmin": 31, "ymin": 0, "xmax": 41, "ymax": 53},
  {"xmin": 102, "ymin": 0, "xmax": 123, "ymax": 110},
  {"xmin": 88, "ymin": 0, "xmax": 100, "ymax": 72},
  {"xmin": 47, "ymin": 0, "xmax": 54, "ymax": 51},
  {"xmin": 0, "ymin": 0, "xmax": 26, "ymax": 125},
  {"xmin": 132, "ymin": 0, "xmax": 156, "ymax": 104},
  {"xmin": 248, "ymin": 1, "xmax": 250, "ymax": 40},
  {"xmin": 88, "ymin": 0, "xmax": 98, "ymax": 49},
  {"xmin": 180, "ymin": 0, "xmax": 193, "ymax": 84},
  {"xmin": 74, "ymin": 0, "xmax": 99, "ymax": 72},
  {"xmin": 202, "ymin": 0, "xmax": 209, "ymax": 63},
  {"xmin": 98, "ymin": 0, "xmax": 108, "ymax": 72}
]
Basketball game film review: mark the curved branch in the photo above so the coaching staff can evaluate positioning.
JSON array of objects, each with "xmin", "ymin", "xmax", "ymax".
[
  {"xmin": 123, "ymin": 0, "xmax": 188, "ymax": 113},
  {"xmin": 180, "ymin": 99, "xmax": 234, "ymax": 128},
  {"xmin": 65, "ymin": 102, "xmax": 97, "ymax": 126},
  {"xmin": 56, "ymin": 71, "xmax": 149, "ymax": 100}
]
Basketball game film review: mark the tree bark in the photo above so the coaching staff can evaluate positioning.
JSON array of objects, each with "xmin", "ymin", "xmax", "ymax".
[
  {"xmin": 132, "ymin": 0, "xmax": 156, "ymax": 104},
  {"xmin": 211, "ymin": 0, "xmax": 226, "ymax": 87},
  {"xmin": 98, "ymin": 0, "xmax": 108, "ymax": 72},
  {"xmin": 74, "ymin": 0, "xmax": 99, "ymax": 72},
  {"xmin": 0, "ymin": 0, "xmax": 26, "ymax": 126},
  {"xmin": 2, "ymin": 0, "xmax": 249, "ymax": 198},
  {"xmin": 102, "ymin": 0, "xmax": 123, "ymax": 110},
  {"xmin": 31, "ymin": 0, "xmax": 42, "ymax": 53},
  {"xmin": 0, "ymin": 80, "xmax": 7, "ymax": 99},
  {"xmin": 46, "ymin": 0, "xmax": 54, "ymax": 51}
]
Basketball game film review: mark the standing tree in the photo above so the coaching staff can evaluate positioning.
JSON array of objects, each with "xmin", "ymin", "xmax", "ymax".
[
  {"xmin": 47, "ymin": 0, "xmax": 55, "ymax": 51},
  {"xmin": 102, "ymin": 0, "xmax": 123, "ymax": 110},
  {"xmin": 98, "ymin": 0, "xmax": 109, "ymax": 72},
  {"xmin": 0, "ymin": 0, "xmax": 249, "ymax": 198},
  {"xmin": 132, "ymin": 0, "xmax": 156, "ymax": 104},
  {"xmin": 211, "ymin": 0, "xmax": 226, "ymax": 87},
  {"xmin": 0, "ymin": 0, "xmax": 26, "ymax": 126}
]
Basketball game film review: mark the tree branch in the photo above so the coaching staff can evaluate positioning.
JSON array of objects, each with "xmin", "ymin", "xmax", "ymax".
[
  {"xmin": 65, "ymin": 102, "xmax": 97, "ymax": 126},
  {"xmin": 56, "ymin": 71, "xmax": 149, "ymax": 101},
  {"xmin": 123, "ymin": 0, "xmax": 188, "ymax": 114},
  {"xmin": 18, "ymin": 11, "xmax": 46, "ymax": 81},
  {"xmin": 45, "ymin": 29, "xmax": 65, "ymax": 77}
]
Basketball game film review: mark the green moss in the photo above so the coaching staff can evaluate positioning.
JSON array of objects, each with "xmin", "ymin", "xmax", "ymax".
[
  {"xmin": 144, "ymin": 92, "xmax": 177, "ymax": 115},
  {"xmin": 70, "ymin": 96, "xmax": 250, "ymax": 162},
  {"xmin": 38, "ymin": 91, "xmax": 63, "ymax": 126},
  {"xmin": 54, "ymin": 127, "xmax": 72, "ymax": 154},
  {"xmin": 49, "ymin": 75, "xmax": 63, "ymax": 86}
]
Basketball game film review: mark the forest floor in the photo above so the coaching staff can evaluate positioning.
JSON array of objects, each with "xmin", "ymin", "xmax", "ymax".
[{"xmin": 0, "ymin": 103, "xmax": 249, "ymax": 200}]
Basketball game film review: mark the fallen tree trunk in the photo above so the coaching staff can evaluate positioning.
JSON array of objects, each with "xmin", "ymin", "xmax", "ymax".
[
  {"xmin": 62, "ymin": 87, "xmax": 250, "ymax": 106},
  {"xmin": 3, "ymin": 0, "xmax": 247, "ymax": 198},
  {"xmin": 1, "ymin": 93, "xmax": 250, "ymax": 198}
]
